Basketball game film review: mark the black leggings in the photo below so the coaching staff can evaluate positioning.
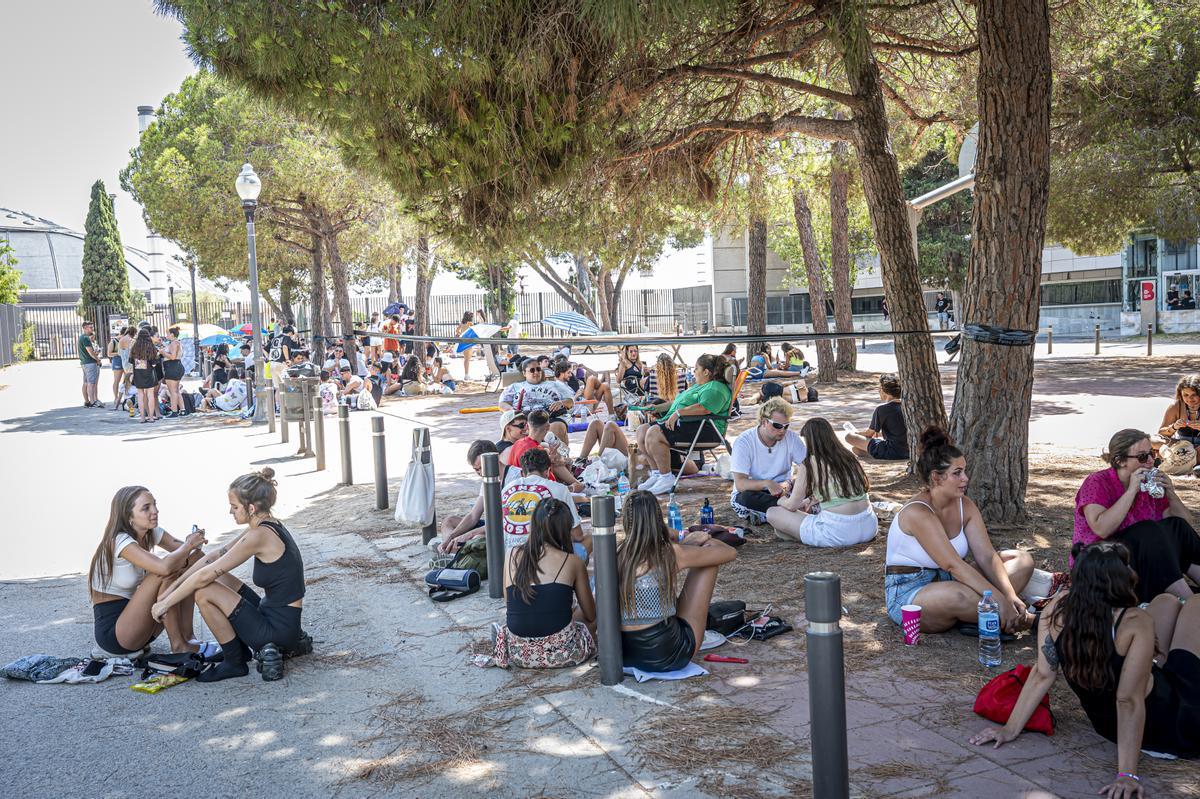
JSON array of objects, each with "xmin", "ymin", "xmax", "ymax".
[
  {"xmin": 228, "ymin": 584, "xmax": 303, "ymax": 653},
  {"xmin": 1113, "ymin": 517, "xmax": 1200, "ymax": 602}
]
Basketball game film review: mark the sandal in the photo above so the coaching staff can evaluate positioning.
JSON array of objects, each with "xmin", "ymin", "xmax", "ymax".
[{"xmin": 956, "ymin": 622, "xmax": 1017, "ymax": 642}]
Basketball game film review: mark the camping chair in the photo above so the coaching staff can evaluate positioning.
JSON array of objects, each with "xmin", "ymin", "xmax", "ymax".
[{"xmin": 665, "ymin": 369, "xmax": 748, "ymax": 491}]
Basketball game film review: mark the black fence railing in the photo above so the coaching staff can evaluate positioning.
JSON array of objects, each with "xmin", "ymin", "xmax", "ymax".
[{"xmin": 0, "ymin": 304, "xmax": 24, "ymax": 368}]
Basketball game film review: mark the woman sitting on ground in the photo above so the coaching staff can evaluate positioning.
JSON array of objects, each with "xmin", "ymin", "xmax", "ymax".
[
  {"xmin": 635, "ymin": 354, "xmax": 733, "ymax": 495},
  {"xmin": 205, "ymin": 343, "xmax": 231, "ymax": 390},
  {"xmin": 492, "ymin": 499, "xmax": 597, "ymax": 669},
  {"xmin": 497, "ymin": 410, "xmax": 529, "ymax": 467},
  {"xmin": 779, "ymin": 342, "xmax": 811, "ymax": 374},
  {"xmin": 769, "ymin": 418, "xmax": 878, "ymax": 548},
  {"xmin": 748, "ymin": 343, "xmax": 800, "ymax": 380},
  {"xmin": 578, "ymin": 415, "xmax": 630, "ymax": 463},
  {"xmin": 152, "ymin": 468, "xmax": 310, "ymax": 682},
  {"xmin": 615, "ymin": 344, "xmax": 648, "ymax": 397},
  {"xmin": 618, "ymin": 491, "xmax": 737, "ymax": 673},
  {"xmin": 89, "ymin": 486, "xmax": 209, "ymax": 656},
  {"xmin": 645, "ymin": 353, "xmax": 688, "ymax": 404},
  {"xmin": 846, "ymin": 373, "xmax": 909, "ymax": 461},
  {"xmin": 1075, "ymin": 428, "xmax": 1200, "ymax": 602},
  {"xmin": 884, "ymin": 427, "xmax": 1037, "ymax": 634},
  {"xmin": 972, "ymin": 542, "xmax": 1200, "ymax": 784},
  {"xmin": 1158, "ymin": 374, "xmax": 1200, "ymax": 447}
]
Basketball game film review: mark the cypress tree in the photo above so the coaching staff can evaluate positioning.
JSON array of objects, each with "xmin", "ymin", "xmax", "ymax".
[{"xmin": 78, "ymin": 180, "xmax": 133, "ymax": 314}]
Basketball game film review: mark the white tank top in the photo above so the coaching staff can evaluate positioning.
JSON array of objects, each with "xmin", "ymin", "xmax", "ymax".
[{"xmin": 885, "ymin": 498, "xmax": 968, "ymax": 569}]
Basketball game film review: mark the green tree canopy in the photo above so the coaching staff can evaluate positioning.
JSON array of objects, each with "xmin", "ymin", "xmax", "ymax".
[
  {"xmin": 79, "ymin": 180, "xmax": 134, "ymax": 313},
  {"xmin": 0, "ymin": 239, "xmax": 25, "ymax": 305},
  {"xmin": 901, "ymin": 148, "xmax": 972, "ymax": 291}
]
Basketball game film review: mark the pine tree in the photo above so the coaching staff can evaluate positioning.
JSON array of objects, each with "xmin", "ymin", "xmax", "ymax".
[{"xmin": 78, "ymin": 180, "xmax": 133, "ymax": 314}]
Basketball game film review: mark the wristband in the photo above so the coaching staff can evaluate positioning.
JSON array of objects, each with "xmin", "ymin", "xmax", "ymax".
[{"xmin": 1116, "ymin": 772, "xmax": 1139, "ymax": 782}]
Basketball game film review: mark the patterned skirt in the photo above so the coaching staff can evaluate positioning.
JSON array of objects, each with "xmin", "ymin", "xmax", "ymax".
[{"xmin": 490, "ymin": 620, "xmax": 596, "ymax": 669}]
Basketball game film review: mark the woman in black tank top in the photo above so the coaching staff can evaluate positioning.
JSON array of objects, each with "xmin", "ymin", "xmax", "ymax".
[
  {"xmin": 151, "ymin": 468, "xmax": 310, "ymax": 683},
  {"xmin": 971, "ymin": 542, "xmax": 1200, "ymax": 792}
]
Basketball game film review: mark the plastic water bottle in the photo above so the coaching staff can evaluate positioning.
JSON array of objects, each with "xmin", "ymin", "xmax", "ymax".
[
  {"xmin": 978, "ymin": 591, "xmax": 1002, "ymax": 667},
  {"xmin": 667, "ymin": 494, "xmax": 684, "ymax": 541},
  {"xmin": 615, "ymin": 472, "xmax": 630, "ymax": 496},
  {"xmin": 700, "ymin": 498, "xmax": 714, "ymax": 526}
]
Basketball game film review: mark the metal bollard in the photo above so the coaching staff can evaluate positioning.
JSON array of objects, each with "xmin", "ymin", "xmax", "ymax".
[
  {"xmin": 481, "ymin": 452, "xmax": 505, "ymax": 599},
  {"xmin": 372, "ymin": 415, "xmax": 388, "ymax": 510},
  {"xmin": 254, "ymin": 387, "xmax": 272, "ymax": 427},
  {"xmin": 1094, "ymin": 323, "xmax": 1101, "ymax": 356},
  {"xmin": 297, "ymin": 383, "xmax": 312, "ymax": 458},
  {"xmin": 338, "ymin": 404, "xmax": 352, "ymax": 485},
  {"xmin": 415, "ymin": 427, "xmax": 437, "ymax": 544},
  {"xmin": 266, "ymin": 387, "xmax": 276, "ymax": 433},
  {"xmin": 312, "ymin": 392, "xmax": 326, "ymax": 471},
  {"xmin": 1047, "ymin": 325, "xmax": 1053, "ymax": 355},
  {"xmin": 806, "ymin": 572, "xmax": 849, "ymax": 799},
  {"xmin": 1147, "ymin": 323, "xmax": 1153, "ymax": 357},
  {"xmin": 280, "ymin": 390, "xmax": 290, "ymax": 444},
  {"xmin": 592, "ymin": 495, "xmax": 623, "ymax": 686}
]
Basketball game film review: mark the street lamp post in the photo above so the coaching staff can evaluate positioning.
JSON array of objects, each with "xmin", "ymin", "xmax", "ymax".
[
  {"xmin": 236, "ymin": 163, "xmax": 267, "ymax": 423},
  {"xmin": 188, "ymin": 258, "xmax": 202, "ymax": 375}
]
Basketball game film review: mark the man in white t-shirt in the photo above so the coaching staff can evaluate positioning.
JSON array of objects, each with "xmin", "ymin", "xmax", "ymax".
[
  {"xmin": 730, "ymin": 397, "xmax": 808, "ymax": 524},
  {"xmin": 499, "ymin": 359, "xmax": 575, "ymax": 443},
  {"xmin": 501, "ymin": 447, "xmax": 585, "ymax": 555}
]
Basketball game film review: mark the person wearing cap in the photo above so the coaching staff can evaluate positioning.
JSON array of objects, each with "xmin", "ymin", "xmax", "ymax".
[{"xmin": 497, "ymin": 410, "xmax": 530, "ymax": 469}]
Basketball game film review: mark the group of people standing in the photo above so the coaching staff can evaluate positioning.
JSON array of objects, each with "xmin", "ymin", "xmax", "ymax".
[{"xmin": 78, "ymin": 320, "xmax": 189, "ymax": 422}]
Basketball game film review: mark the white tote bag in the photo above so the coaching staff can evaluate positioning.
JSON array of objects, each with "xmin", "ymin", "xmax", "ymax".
[{"xmin": 395, "ymin": 453, "xmax": 435, "ymax": 526}]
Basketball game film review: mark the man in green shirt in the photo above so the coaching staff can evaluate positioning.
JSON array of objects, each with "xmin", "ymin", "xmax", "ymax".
[{"xmin": 78, "ymin": 321, "xmax": 102, "ymax": 408}]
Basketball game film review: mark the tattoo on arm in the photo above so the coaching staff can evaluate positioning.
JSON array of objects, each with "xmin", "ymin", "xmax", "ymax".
[{"xmin": 212, "ymin": 567, "xmax": 226, "ymax": 578}]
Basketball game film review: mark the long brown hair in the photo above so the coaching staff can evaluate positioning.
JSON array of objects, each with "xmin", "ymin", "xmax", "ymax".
[
  {"xmin": 88, "ymin": 486, "xmax": 153, "ymax": 591},
  {"xmin": 801, "ymin": 418, "xmax": 869, "ymax": 499},
  {"xmin": 511, "ymin": 499, "xmax": 574, "ymax": 604},
  {"xmin": 1052, "ymin": 542, "xmax": 1139, "ymax": 691},
  {"xmin": 130, "ymin": 328, "xmax": 156, "ymax": 362},
  {"xmin": 616, "ymin": 491, "xmax": 677, "ymax": 619},
  {"xmin": 1170, "ymin": 374, "xmax": 1200, "ymax": 420},
  {"xmin": 654, "ymin": 354, "xmax": 680, "ymax": 401}
]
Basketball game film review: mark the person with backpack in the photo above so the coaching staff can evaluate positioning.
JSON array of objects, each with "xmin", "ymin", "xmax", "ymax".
[
  {"xmin": 491, "ymin": 499, "xmax": 597, "ymax": 669},
  {"xmin": 152, "ymin": 468, "xmax": 310, "ymax": 682}
]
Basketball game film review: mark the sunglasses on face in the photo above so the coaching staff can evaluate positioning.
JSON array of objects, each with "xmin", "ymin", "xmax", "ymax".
[
  {"xmin": 1129, "ymin": 452, "xmax": 1154, "ymax": 464},
  {"xmin": 509, "ymin": 420, "xmax": 527, "ymax": 428},
  {"xmin": 526, "ymin": 367, "xmax": 542, "ymax": 374},
  {"xmin": 767, "ymin": 421, "xmax": 790, "ymax": 431}
]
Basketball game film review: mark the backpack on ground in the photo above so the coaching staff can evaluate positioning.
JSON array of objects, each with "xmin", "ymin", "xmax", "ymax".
[
  {"xmin": 181, "ymin": 391, "xmax": 196, "ymax": 415},
  {"xmin": 133, "ymin": 652, "xmax": 206, "ymax": 680}
]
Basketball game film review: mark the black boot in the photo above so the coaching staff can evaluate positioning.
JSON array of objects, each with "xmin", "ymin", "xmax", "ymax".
[
  {"xmin": 196, "ymin": 636, "xmax": 250, "ymax": 682},
  {"xmin": 257, "ymin": 643, "xmax": 284, "ymax": 681}
]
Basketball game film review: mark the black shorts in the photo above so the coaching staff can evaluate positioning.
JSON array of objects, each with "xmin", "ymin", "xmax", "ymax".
[
  {"xmin": 228, "ymin": 589, "xmax": 303, "ymax": 652},
  {"xmin": 868, "ymin": 438, "xmax": 908, "ymax": 461},
  {"xmin": 659, "ymin": 418, "xmax": 723, "ymax": 468},
  {"xmin": 132, "ymin": 369, "xmax": 156, "ymax": 390},
  {"xmin": 93, "ymin": 598, "xmax": 157, "ymax": 655},
  {"xmin": 163, "ymin": 360, "xmax": 185, "ymax": 381},
  {"xmin": 621, "ymin": 616, "xmax": 696, "ymax": 673}
]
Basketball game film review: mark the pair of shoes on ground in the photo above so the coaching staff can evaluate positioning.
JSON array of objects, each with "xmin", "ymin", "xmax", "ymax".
[
  {"xmin": 85, "ymin": 400, "xmax": 105, "ymax": 408},
  {"xmin": 637, "ymin": 471, "xmax": 677, "ymax": 496}
]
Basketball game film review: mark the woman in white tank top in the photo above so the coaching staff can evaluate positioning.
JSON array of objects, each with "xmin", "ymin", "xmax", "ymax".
[{"xmin": 883, "ymin": 428, "xmax": 1038, "ymax": 634}]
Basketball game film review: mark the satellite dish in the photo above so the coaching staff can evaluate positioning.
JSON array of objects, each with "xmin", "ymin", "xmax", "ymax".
[{"xmin": 958, "ymin": 123, "xmax": 979, "ymax": 178}]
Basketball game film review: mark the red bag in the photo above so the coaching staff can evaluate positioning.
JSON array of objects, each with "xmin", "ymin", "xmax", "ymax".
[{"xmin": 973, "ymin": 663, "xmax": 1055, "ymax": 735}]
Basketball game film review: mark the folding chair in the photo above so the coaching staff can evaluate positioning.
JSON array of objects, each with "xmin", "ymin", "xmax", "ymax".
[{"xmin": 665, "ymin": 370, "xmax": 748, "ymax": 490}]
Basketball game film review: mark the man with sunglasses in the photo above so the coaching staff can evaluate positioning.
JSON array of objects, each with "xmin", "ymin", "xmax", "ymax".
[
  {"xmin": 730, "ymin": 398, "xmax": 809, "ymax": 524},
  {"xmin": 499, "ymin": 358, "xmax": 575, "ymax": 444}
]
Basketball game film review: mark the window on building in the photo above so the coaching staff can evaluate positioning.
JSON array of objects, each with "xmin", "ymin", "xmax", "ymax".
[
  {"xmin": 1162, "ymin": 240, "xmax": 1196, "ymax": 272},
  {"xmin": 1128, "ymin": 238, "xmax": 1159, "ymax": 278},
  {"xmin": 1166, "ymin": 275, "xmax": 1197, "ymax": 310},
  {"xmin": 1040, "ymin": 280, "xmax": 1121, "ymax": 307}
]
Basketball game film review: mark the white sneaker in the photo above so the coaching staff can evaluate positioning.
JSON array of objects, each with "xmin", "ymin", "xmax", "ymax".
[
  {"xmin": 638, "ymin": 470, "xmax": 662, "ymax": 490},
  {"xmin": 648, "ymin": 472, "xmax": 677, "ymax": 496}
]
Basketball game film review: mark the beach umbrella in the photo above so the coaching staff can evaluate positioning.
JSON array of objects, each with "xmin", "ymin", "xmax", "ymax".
[
  {"xmin": 233, "ymin": 323, "xmax": 254, "ymax": 334},
  {"xmin": 199, "ymin": 333, "xmax": 240, "ymax": 348},
  {"xmin": 455, "ymin": 323, "xmax": 502, "ymax": 353},
  {"xmin": 177, "ymin": 323, "xmax": 228, "ymax": 340},
  {"xmin": 542, "ymin": 311, "xmax": 600, "ymax": 336}
]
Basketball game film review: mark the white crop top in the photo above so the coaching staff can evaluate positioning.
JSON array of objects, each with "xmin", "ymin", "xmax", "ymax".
[
  {"xmin": 90, "ymin": 527, "xmax": 165, "ymax": 601},
  {"xmin": 885, "ymin": 499, "xmax": 968, "ymax": 569}
]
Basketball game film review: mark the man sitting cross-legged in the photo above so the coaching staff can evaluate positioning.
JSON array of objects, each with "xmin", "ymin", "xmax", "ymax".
[
  {"xmin": 730, "ymin": 397, "xmax": 808, "ymax": 524},
  {"xmin": 502, "ymin": 448, "xmax": 589, "ymax": 561}
]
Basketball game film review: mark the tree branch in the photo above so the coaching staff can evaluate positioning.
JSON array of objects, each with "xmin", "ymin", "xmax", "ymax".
[
  {"xmin": 655, "ymin": 65, "xmax": 861, "ymax": 108},
  {"xmin": 622, "ymin": 111, "xmax": 855, "ymax": 160}
]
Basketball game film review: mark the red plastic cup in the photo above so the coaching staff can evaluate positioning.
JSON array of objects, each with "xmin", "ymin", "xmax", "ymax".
[{"xmin": 901, "ymin": 604, "xmax": 922, "ymax": 646}]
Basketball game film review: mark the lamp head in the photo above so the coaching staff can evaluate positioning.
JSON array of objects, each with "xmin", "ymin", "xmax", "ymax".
[{"xmin": 235, "ymin": 163, "xmax": 262, "ymax": 203}]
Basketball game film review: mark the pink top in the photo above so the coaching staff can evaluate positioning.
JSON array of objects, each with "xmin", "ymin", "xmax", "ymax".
[{"xmin": 1073, "ymin": 468, "xmax": 1168, "ymax": 552}]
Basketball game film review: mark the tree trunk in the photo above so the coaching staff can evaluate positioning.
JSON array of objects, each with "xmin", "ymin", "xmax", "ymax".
[
  {"xmin": 322, "ymin": 213, "xmax": 356, "ymax": 364},
  {"xmin": 278, "ymin": 275, "xmax": 295, "ymax": 327},
  {"xmin": 523, "ymin": 253, "xmax": 597, "ymax": 321},
  {"xmin": 792, "ymin": 183, "xmax": 837, "ymax": 383},
  {"xmin": 609, "ymin": 267, "xmax": 628, "ymax": 331},
  {"xmin": 830, "ymin": 141, "xmax": 857, "ymax": 371},
  {"xmin": 414, "ymin": 234, "xmax": 434, "ymax": 336},
  {"xmin": 308, "ymin": 233, "xmax": 326, "ymax": 364},
  {"xmin": 746, "ymin": 216, "xmax": 767, "ymax": 362},
  {"xmin": 387, "ymin": 261, "xmax": 402, "ymax": 305},
  {"xmin": 596, "ymin": 266, "xmax": 615, "ymax": 331},
  {"xmin": 824, "ymin": 1, "xmax": 947, "ymax": 455},
  {"xmin": 948, "ymin": 0, "xmax": 1051, "ymax": 523}
]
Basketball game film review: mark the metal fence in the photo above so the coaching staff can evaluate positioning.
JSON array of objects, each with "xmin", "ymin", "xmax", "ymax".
[{"xmin": 0, "ymin": 304, "xmax": 23, "ymax": 368}]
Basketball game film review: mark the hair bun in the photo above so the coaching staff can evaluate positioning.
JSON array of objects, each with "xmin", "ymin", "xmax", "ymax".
[
  {"xmin": 918, "ymin": 426, "xmax": 951, "ymax": 453},
  {"xmin": 258, "ymin": 467, "xmax": 276, "ymax": 482}
]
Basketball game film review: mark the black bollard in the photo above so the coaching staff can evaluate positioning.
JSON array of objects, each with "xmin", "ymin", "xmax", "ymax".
[
  {"xmin": 372, "ymin": 415, "xmax": 388, "ymax": 510},
  {"xmin": 1094, "ymin": 323, "xmax": 1101, "ymax": 356},
  {"xmin": 414, "ymin": 427, "xmax": 437, "ymax": 545},
  {"xmin": 1147, "ymin": 323, "xmax": 1153, "ymax": 357},
  {"xmin": 312, "ymin": 389, "xmax": 326, "ymax": 471},
  {"xmin": 806, "ymin": 572, "xmax": 849, "ymax": 799},
  {"xmin": 338, "ymin": 403, "xmax": 352, "ymax": 485},
  {"xmin": 591, "ymin": 495, "xmax": 623, "ymax": 686},
  {"xmin": 1047, "ymin": 324, "xmax": 1053, "ymax": 355},
  {"xmin": 481, "ymin": 452, "xmax": 505, "ymax": 599}
]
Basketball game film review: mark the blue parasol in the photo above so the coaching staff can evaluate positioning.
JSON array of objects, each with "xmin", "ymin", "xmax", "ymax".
[
  {"xmin": 455, "ymin": 323, "xmax": 501, "ymax": 353},
  {"xmin": 541, "ymin": 311, "xmax": 600, "ymax": 336}
]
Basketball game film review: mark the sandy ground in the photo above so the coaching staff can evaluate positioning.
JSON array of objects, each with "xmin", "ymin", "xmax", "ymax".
[{"xmin": 2, "ymin": 336, "xmax": 1199, "ymax": 798}]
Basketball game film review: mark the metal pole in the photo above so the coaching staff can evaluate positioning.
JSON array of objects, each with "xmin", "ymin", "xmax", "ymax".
[
  {"xmin": 372, "ymin": 415, "xmax": 388, "ymax": 510},
  {"xmin": 592, "ymin": 495, "xmax": 623, "ymax": 686},
  {"xmin": 280, "ymin": 387, "xmax": 290, "ymax": 443},
  {"xmin": 805, "ymin": 572, "xmax": 849, "ymax": 799},
  {"xmin": 265, "ymin": 386, "xmax": 276, "ymax": 433},
  {"xmin": 297, "ymin": 381, "xmax": 312, "ymax": 457},
  {"xmin": 338, "ymin": 403, "xmax": 352, "ymax": 485},
  {"xmin": 244, "ymin": 200, "xmax": 266, "ymax": 425},
  {"xmin": 1094, "ymin": 323, "xmax": 1101, "ymax": 356},
  {"xmin": 1147, "ymin": 323, "xmax": 1153, "ymax": 357},
  {"xmin": 189, "ymin": 262, "xmax": 202, "ymax": 375},
  {"xmin": 1047, "ymin": 324, "xmax": 1053, "ymax": 355},
  {"xmin": 415, "ymin": 427, "xmax": 437, "ymax": 544},
  {"xmin": 481, "ymin": 452, "xmax": 505, "ymax": 599},
  {"xmin": 313, "ymin": 390, "xmax": 326, "ymax": 471}
]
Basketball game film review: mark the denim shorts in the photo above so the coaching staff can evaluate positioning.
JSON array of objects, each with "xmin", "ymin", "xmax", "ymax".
[{"xmin": 884, "ymin": 568, "xmax": 952, "ymax": 625}]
